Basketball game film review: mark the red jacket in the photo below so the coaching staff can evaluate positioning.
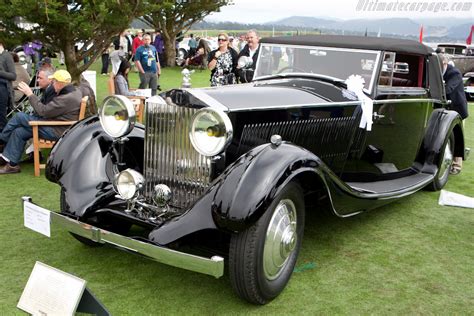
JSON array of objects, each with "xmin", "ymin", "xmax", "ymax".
[{"xmin": 132, "ymin": 36, "xmax": 144, "ymax": 55}]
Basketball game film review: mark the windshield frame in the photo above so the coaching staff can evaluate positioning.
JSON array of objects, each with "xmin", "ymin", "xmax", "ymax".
[{"xmin": 254, "ymin": 43, "xmax": 382, "ymax": 94}]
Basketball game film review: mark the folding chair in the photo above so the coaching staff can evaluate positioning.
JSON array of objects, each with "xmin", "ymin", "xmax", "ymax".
[{"xmin": 8, "ymin": 73, "xmax": 39, "ymax": 118}]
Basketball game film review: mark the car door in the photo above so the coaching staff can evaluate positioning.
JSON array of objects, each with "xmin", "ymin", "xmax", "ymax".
[{"xmin": 346, "ymin": 52, "xmax": 433, "ymax": 177}]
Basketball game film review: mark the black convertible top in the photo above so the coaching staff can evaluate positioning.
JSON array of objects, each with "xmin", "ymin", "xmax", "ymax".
[{"xmin": 261, "ymin": 35, "xmax": 434, "ymax": 56}]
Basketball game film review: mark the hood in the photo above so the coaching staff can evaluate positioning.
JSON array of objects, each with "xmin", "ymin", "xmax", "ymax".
[{"xmin": 180, "ymin": 78, "xmax": 358, "ymax": 112}]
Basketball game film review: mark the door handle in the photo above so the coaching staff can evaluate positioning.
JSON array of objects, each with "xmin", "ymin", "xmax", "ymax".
[{"xmin": 373, "ymin": 112, "xmax": 385, "ymax": 120}]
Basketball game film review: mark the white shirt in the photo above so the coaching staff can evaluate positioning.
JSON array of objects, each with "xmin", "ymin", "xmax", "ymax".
[{"xmin": 248, "ymin": 44, "xmax": 259, "ymax": 59}]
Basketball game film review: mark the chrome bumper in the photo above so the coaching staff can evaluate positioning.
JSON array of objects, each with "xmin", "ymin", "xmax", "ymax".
[{"xmin": 23, "ymin": 198, "xmax": 224, "ymax": 278}]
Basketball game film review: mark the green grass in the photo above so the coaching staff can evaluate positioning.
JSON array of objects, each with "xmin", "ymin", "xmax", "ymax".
[
  {"xmin": 0, "ymin": 63, "xmax": 473, "ymax": 314},
  {"xmin": 81, "ymin": 61, "xmax": 212, "ymax": 105}
]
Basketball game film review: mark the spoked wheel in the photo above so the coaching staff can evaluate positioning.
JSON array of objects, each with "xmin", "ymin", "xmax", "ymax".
[
  {"xmin": 427, "ymin": 132, "xmax": 454, "ymax": 191},
  {"xmin": 229, "ymin": 181, "xmax": 305, "ymax": 304}
]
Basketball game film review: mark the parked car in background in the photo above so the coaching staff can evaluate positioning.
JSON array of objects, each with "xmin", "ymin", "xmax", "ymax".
[
  {"xmin": 25, "ymin": 35, "xmax": 468, "ymax": 305},
  {"xmin": 176, "ymin": 37, "xmax": 217, "ymax": 66},
  {"xmin": 437, "ymin": 43, "xmax": 474, "ymax": 100}
]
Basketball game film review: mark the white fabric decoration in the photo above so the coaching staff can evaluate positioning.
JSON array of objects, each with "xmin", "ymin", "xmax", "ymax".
[{"xmin": 345, "ymin": 74, "xmax": 373, "ymax": 131}]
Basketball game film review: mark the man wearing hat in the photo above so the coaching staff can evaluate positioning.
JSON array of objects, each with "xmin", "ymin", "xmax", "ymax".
[{"xmin": 0, "ymin": 69, "xmax": 82, "ymax": 174}]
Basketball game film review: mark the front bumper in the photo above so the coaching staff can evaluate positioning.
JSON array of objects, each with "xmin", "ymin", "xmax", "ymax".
[{"xmin": 22, "ymin": 197, "xmax": 224, "ymax": 278}]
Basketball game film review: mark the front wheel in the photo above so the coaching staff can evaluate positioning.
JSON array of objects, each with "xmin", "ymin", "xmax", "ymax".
[
  {"xmin": 229, "ymin": 181, "xmax": 305, "ymax": 304},
  {"xmin": 427, "ymin": 132, "xmax": 454, "ymax": 191}
]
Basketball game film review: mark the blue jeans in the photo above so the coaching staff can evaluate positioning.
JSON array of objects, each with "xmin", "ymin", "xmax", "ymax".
[{"xmin": 0, "ymin": 112, "xmax": 57, "ymax": 164}]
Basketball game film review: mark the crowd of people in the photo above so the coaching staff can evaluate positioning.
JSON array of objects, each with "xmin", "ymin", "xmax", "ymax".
[
  {"xmin": 0, "ymin": 40, "xmax": 94, "ymax": 175},
  {"xmin": 106, "ymin": 28, "xmax": 262, "ymax": 96},
  {"xmin": 181, "ymin": 29, "xmax": 261, "ymax": 86}
]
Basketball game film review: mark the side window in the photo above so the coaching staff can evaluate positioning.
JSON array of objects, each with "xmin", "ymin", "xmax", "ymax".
[{"xmin": 378, "ymin": 52, "xmax": 422, "ymax": 88}]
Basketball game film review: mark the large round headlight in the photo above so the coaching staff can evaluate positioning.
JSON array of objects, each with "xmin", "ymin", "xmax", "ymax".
[
  {"xmin": 113, "ymin": 169, "xmax": 144, "ymax": 200},
  {"xmin": 100, "ymin": 95, "xmax": 136, "ymax": 138},
  {"xmin": 189, "ymin": 108, "xmax": 232, "ymax": 156}
]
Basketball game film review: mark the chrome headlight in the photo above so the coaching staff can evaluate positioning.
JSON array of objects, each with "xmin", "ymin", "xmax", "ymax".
[
  {"xmin": 189, "ymin": 108, "xmax": 233, "ymax": 156},
  {"xmin": 99, "ymin": 95, "xmax": 136, "ymax": 138},
  {"xmin": 113, "ymin": 168, "xmax": 144, "ymax": 200}
]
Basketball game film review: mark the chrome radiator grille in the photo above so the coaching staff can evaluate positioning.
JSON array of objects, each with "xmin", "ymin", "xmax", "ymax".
[{"xmin": 144, "ymin": 101, "xmax": 211, "ymax": 209}]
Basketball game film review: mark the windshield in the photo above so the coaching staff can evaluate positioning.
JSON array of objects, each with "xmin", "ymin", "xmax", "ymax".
[{"xmin": 254, "ymin": 44, "xmax": 381, "ymax": 91}]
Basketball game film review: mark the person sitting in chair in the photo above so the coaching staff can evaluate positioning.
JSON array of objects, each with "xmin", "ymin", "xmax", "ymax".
[
  {"xmin": 114, "ymin": 59, "xmax": 139, "ymax": 96},
  {"xmin": 0, "ymin": 69, "xmax": 82, "ymax": 174},
  {"xmin": 36, "ymin": 67, "xmax": 56, "ymax": 104},
  {"xmin": 185, "ymin": 47, "xmax": 206, "ymax": 67},
  {"xmin": 11, "ymin": 52, "xmax": 30, "ymax": 103}
]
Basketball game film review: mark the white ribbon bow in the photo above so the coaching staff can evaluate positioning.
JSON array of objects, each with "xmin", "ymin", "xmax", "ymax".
[{"xmin": 345, "ymin": 75, "xmax": 373, "ymax": 131}]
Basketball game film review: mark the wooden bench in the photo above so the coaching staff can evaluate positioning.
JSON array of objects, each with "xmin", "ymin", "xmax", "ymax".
[{"xmin": 28, "ymin": 96, "xmax": 88, "ymax": 177}]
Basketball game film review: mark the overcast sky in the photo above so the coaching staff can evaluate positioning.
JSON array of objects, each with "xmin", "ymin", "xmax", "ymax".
[{"xmin": 208, "ymin": 0, "xmax": 473, "ymax": 23}]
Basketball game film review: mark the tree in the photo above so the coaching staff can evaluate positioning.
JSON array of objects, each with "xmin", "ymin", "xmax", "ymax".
[
  {"xmin": 0, "ymin": 0, "xmax": 146, "ymax": 81},
  {"xmin": 141, "ymin": 0, "xmax": 232, "ymax": 66}
]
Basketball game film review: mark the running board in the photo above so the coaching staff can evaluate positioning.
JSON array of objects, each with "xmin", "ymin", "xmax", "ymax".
[{"xmin": 347, "ymin": 173, "xmax": 433, "ymax": 194}]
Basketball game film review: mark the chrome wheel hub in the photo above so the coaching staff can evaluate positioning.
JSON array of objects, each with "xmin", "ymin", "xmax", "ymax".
[
  {"xmin": 439, "ymin": 139, "xmax": 453, "ymax": 179},
  {"xmin": 263, "ymin": 199, "xmax": 297, "ymax": 280}
]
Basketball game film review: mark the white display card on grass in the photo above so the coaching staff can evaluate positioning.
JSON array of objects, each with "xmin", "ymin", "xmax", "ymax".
[
  {"xmin": 24, "ymin": 200, "xmax": 51, "ymax": 237},
  {"xmin": 17, "ymin": 261, "xmax": 87, "ymax": 316},
  {"xmin": 134, "ymin": 88, "xmax": 152, "ymax": 97}
]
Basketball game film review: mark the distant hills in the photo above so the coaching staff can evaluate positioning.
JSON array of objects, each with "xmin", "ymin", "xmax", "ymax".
[
  {"xmin": 266, "ymin": 16, "xmax": 472, "ymax": 40},
  {"xmin": 134, "ymin": 16, "xmax": 472, "ymax": 42},
  {"xmin": 192, "ymin": 16, "xmax": 472, "ymax": 42}
]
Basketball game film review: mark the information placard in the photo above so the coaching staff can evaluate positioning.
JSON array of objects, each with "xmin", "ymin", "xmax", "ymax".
[
  {"xmin": 23, "ymin": 201, "xmax": 51, "ymax": 237},
  {"xmin": 17, "ymin": 262, "xmax": 86, "ymax": 316}
]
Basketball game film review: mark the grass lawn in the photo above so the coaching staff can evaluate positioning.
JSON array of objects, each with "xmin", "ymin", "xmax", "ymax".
[{"xmin": 0, "ymin": 61, "xmax": 473, "ymax": 314}]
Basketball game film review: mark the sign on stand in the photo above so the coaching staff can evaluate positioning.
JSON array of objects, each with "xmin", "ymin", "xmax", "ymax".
[{"xmin": 17, "ymin": 262, "xmax": 109, "ymax": 315}]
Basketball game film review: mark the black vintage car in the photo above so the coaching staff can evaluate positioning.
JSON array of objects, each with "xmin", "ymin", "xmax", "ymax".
[{"xmin": 25, "ymin": 36, "xmax": 469, "ymax": 304}]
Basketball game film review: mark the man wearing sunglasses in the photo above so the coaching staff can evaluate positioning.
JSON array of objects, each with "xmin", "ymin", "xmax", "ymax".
[{"xmin": 236, "ymin": 29, "xmax": 260, "ymax": 83}]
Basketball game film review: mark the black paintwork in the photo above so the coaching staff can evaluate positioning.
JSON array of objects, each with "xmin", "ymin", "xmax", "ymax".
[
  {"xmin": 170, "ymin": 76, "xmax": 359, "ymax": 114},
  {"xmin": 45, "ymin": 46, "xmax": 466, "ymax": 246},
  {"xmin": 47, "ymin": 116, "xmax": 144, "ymax": 219}
]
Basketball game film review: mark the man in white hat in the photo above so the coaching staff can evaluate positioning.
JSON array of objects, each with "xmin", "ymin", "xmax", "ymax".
[{"xmin": 0, "ymin": 69, "xmax": 82, "ymax": 174}]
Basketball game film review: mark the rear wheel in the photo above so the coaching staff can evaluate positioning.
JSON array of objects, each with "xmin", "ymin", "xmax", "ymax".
[
  {"xmin": 427, "ymin": 132, "xmax": 454, "ymax": 191},
  {"xmin": 229, "ymin": 181, "xmax": 305, "ymax": 304}
]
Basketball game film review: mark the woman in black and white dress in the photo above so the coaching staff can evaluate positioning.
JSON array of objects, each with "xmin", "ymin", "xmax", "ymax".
[{"xmin": 207, "ymin": 33, "xmax": 238, "ymax": 87}]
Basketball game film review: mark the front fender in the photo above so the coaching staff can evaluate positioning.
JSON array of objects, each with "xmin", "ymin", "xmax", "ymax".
[
  {"xmin": 46, "ymin": 116, "xmax": 145, "ymax": 218},
  {"xmin": 211, "ymin": 143, "xmax": 321, "ymax": 232},
  {"xmin": 149, "ymin": 143, "xmax": 323, "ymax": 245}
]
